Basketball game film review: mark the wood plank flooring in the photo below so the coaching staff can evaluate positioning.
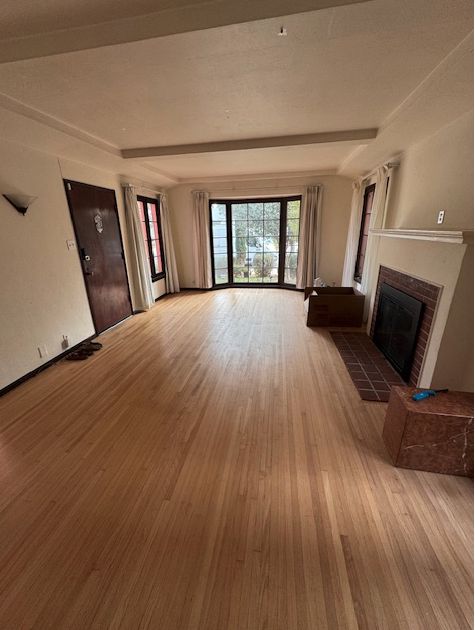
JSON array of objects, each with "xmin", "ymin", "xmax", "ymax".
[{"xmin": 0, "ymin": 289, "xmax": 472, "ymax": 630}]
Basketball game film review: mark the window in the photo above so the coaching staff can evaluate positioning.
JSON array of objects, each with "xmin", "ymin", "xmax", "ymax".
[
  {"xmin": 137, "ymin": 196, "xmax": 165, "ymax": 282},
  {"xmin": 210, "ymin": 196, "xmax": 301, "ymax": 287},
  {"xmin": 354, "ymin": 184, "xmax": 375, "ymax": 283}
]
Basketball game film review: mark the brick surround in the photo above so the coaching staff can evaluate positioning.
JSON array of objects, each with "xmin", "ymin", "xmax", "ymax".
[{"xmin": 370, "ymin": 266, "xmax": 441, "ymax": 386}]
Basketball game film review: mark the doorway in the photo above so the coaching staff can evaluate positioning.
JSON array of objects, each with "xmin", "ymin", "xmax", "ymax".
[
  {"xmin": 65, "ymin": 180, "xmax": 132, "ymax": 334},
  {"xmin": 210, "ymin": 196, "xmax": 301, "ymax": 287}
]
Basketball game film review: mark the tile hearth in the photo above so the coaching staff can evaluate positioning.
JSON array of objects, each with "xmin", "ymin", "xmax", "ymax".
[{"xmin": 330, "ymin": 332, "xmax": 405, "ymax": 402}]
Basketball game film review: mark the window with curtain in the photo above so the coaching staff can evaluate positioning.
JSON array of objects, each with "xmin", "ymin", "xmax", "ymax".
[
  {"xmin": 354, "ymin": 184, "xmax": 375, "ymax": 283},
  {"xmin": 137, "ymin": 196, "xmax": 166, "ymax": 282},
  {"xmin": 209, "ymin": 196, "xmax": 301, "ymax": 286}
]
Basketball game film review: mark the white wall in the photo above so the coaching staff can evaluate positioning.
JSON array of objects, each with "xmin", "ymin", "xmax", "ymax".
[{"xmin": 167, "ymin": 175, "xmax": 353, "ymax": 288}]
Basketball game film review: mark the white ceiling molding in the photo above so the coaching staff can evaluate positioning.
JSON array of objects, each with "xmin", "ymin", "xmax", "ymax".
[
  {"xmin": 338, "ymin": 31, "xmax": 474, "ymax": 178},
  {"xmin": 0, "ymin": 93, "xmax": 121, "ymax": 157},
  {"xmin": 122, "ymin": 129, "xmax": 378, "ymax": 160},
  {"xmin": 178, "ymin": 168, "xmax": 339, "ymax": 184},
  {"xmin": 0, "ymin": 0, "xmax": 371, "ymax": 64},
  {"xmin": 138, "ymin": 163, "xmax": 181, "ymax": 184},
  {"xmin": 378, "ymin": 32, "xmax": 474, "ymax": 137}
]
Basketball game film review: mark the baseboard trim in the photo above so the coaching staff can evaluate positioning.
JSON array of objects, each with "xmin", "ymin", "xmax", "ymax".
[
  {"xmin": 155, "ymin": 292, "xmax": 170, "ymax": 302},
  {"xmin": 180, "ymin": 285, "xmax": 303, "ymax": 292},
  {"xmin": 0, "ymin": 334, "xmax": 97, "ymax": 399}
]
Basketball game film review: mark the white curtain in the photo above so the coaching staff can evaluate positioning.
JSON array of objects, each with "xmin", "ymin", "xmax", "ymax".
[
  {"xmin": 296, "ymin": 185, "xmax": 323, "ymax": 289},
  {"xmin": 123, "ymin": 186, "xmax": 154, "ymax": 311},
  {"xmin": 360, "ymin": 165, "xmax": 390, "ymax": 320},
  {"xmin": 341, "ymin": 180, "xmax": 364, "ymax": 286},
  {"xmin": 159, "ymin": 194, "xmax": 180, "ymax": 294},
  {"xmin": 192, "ymin": 191, "xmax": 213, "ymax": 289}
]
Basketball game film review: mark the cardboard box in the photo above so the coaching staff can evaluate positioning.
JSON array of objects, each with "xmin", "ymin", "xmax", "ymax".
[{"xmin": 304, "ymin": 287, "xmax": 364, "ymax": 327}]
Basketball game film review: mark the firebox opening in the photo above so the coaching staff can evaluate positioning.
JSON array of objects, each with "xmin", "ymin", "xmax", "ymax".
[{"xmin": 373, "ymin": 283, "xmax": 425, "ymax": 382}]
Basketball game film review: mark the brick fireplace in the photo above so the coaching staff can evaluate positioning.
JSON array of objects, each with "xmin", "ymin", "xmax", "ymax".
[{"xmin": 370, "ymin": 266, "xmax": 441, "ymax": 386}]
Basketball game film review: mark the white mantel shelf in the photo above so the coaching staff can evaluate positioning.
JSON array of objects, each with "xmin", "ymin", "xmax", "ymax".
[{"xmin": 371, "ymin": 228, "xmax": 474, "ymax": 245}]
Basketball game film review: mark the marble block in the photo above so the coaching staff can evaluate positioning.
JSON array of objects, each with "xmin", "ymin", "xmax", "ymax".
[{"xmin": 383, "ymin": 386, "xmax": 474, "ymax": 477}]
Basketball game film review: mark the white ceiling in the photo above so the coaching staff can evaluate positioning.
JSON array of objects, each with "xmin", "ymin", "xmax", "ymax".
[{"xmin": 0, "ymin": 0, "xmax": 472, "ymax": 188}]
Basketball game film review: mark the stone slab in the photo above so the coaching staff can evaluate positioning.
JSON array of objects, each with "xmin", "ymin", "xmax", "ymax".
[{"xmin": 382, "ymin": 386, "xmax": 473, "ymax": 477}]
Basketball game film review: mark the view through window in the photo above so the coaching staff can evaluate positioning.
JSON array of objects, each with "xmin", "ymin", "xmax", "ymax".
[
  {"xmin": 210, "ymin": 197, "xmax": 301, "ymax": 286},
  {"xmin": 137, "ymin": 196, "xmax": 165, "ymax": 282}
]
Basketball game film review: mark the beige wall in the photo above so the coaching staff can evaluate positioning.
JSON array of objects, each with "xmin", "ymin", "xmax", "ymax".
[
  {"xmin": 0, "ymin": 141, "xmax": 166, "ymax": 391},
  {"xmin": 0, "ymin": 141, "xmax": 95, "ymax": 390},
  {"xmin": 373, "ymin": 238, "xmax": 468, "ymax": 388},
  {"xmin": 386, "ymin": 112, "xmax": 474, "ymax": 229},
  {"xmin": 431, "ymin": 246, "xmax": 473, "ymax": 391},
  {"xmin": 366, "ymin": 114, "xmax": 473, "ymax": 390},
  {"xmin": 167, "ymin": 175, "xmax": 353, "ymax": 289}
]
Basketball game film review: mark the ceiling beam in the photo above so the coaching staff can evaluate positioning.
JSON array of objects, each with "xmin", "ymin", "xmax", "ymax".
[
  {"xmin": 0, "ymin": 0, "xmax": 371, "ymax": 64},
  {"xmin": 122, "ymin": 129, "xmax": 378, "ymax": 160}
]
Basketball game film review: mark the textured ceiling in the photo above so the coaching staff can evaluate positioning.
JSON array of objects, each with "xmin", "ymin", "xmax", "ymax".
[
  {"xmin": 0, "ymin": 0, "xmax": 472, "ymax": 187},
  {"xmin": 0, "ymin": 0, "xmax": 368, "ymax": 40}
]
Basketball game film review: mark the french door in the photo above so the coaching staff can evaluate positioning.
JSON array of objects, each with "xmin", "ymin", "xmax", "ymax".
[{"xmin": 210, "ymin": 196, "xmax": 301, "ymax": 287}]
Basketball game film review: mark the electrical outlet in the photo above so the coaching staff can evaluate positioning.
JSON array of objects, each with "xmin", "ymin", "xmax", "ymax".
[
  {"xmin": 67, "ymin": 240, "xmax": 76, "ymax": 251},
  {"xmin": 38, "ymin": 345, "xmax": 48, "ymax": 358},
  {"xmin": 62, "ymin": 335, "xmax": 70, "ymax": 349},
  {"xmin": 437, "ymin": 211, "xmax": 445, "ymax": 224}
]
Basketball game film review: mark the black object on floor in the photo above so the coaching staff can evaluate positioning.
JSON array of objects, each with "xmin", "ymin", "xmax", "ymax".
[
  {"xmin": 66, "ymin": 350, "xmax": 90, "ymax": 361},
  {"xmin": 330, "ymin": 332, "xmax": 405, "ymax": 402},
  {"xmin": 80, "ymin": 341, "xmax": 103, "ymax": 352}
]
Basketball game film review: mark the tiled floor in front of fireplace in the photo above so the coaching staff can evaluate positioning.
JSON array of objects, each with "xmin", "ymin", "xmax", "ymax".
[{"xmin": 330, "ymin": 332, "xmax": 405, "ymax": 402}]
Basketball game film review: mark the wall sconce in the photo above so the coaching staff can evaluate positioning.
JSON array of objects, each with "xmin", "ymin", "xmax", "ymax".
[{"xmin": 3, "ymin": 194, "xmax": 38, "ymax": 215}]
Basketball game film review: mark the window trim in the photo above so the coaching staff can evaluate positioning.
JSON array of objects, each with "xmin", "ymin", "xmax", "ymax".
[
  {"xmin": 209, "ymin": 195, "xmax": 301, "ymax": 288},
  {"xmin": 354, "ymin": 184, "xmax": 376, "ymax": 284},
  {"xmin": 137, "ymin": 195, "xmax": 166, "ymax": 283}
]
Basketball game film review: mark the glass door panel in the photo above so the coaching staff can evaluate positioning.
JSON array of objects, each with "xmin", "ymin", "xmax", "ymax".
[
  {"xmin": 211, "ymin": 197, "xmax": 301, "ymax": 287},
  {"xmin": 211, "ymin": 203, "xmax": 228, "ymax": 285},
  {"xmin": 283, "ymin": 199, "xmax": 301, "ymax": 285}
]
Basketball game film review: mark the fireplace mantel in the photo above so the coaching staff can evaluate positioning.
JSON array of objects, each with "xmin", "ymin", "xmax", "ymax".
[{"xmin": 370, "ymin": 228, "xmax": 473, "ymax": 245}]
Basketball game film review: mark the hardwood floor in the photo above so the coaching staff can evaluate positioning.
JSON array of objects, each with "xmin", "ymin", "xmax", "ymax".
[{"xmin": 0, "ymin": 289, "xmax": 472, "ymax": 630}]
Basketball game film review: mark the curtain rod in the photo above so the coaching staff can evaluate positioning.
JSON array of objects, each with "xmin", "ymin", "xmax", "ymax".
[
  {"xmin": 191, "ymin": 185, "xmax": 307, "ymax": 194},
  {"xmin": 124, "ymin": 183, "xmax": 165, "ymax": 196},
  {"xmin": 363, "ymin": 162, "xmax": 399, "ymax": 182}
]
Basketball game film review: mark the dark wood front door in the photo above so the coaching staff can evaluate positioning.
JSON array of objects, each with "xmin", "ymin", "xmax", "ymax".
[{"xmin": 65, "ymin": 180, "xmax": 132, "ymax": 334}]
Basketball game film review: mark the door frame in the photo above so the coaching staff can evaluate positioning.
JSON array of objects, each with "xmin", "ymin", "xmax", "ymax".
[
  {"xmin": 64, "ymin": 179, "xmax": 133, "ymax": 334},
  {"xmin": 208, "ymin": 195, "xmax": 302, "ymax": 289}
]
